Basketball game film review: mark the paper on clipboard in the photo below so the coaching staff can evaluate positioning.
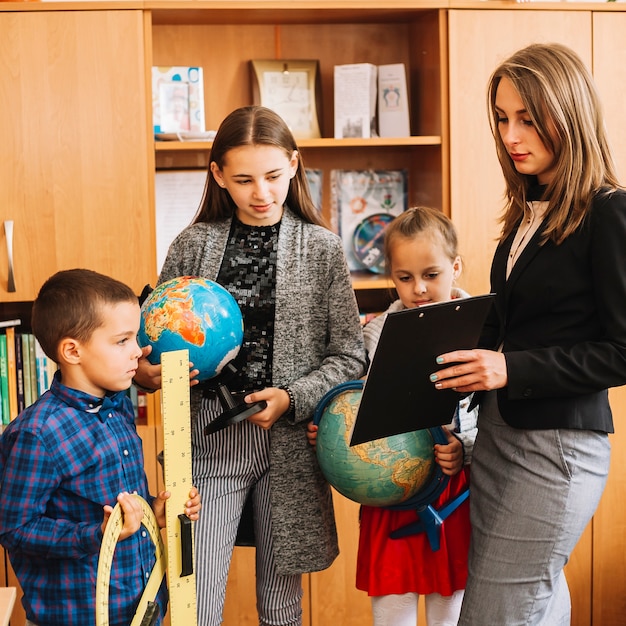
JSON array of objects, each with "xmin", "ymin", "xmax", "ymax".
[{"xmin": 350, "ymin": 294, "xmax": 495, "ymax": 446}]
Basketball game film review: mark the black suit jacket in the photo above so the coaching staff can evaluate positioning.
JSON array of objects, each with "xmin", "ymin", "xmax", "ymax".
[{"xmin": 479, "ymin": 189, "xmax": 626, "ymax": 431}]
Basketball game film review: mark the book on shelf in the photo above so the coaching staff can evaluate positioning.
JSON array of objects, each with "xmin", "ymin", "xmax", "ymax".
[
  {"xmin": 14, "ymin": 332, "xmax": 25, "ymax": 414},
  {"xmin": 21, "ymin": 333, "xmax": 33, "ymax": 409},
  {"xmin": 137, "ymin": 389, "xmax": 148, "ymax": 425},
  {"xmin": 0, "ymin": 333, "xmax": 10, "ymax": 425},
  {"xmin": 305, "ymin": 168, "xmax": 323, "ymax": 213},
  {"xmin": 0, "ymin": 318, "xmax": 21, "ymax": 329},
  {"xmin": 127, "ymin": 386, "xmax": 148, "ymax": 425},
  {"xmin": 331, "ymin": 169, "xmax": 408, "ymax": 274},
  {"xmin": 378, "ymin": 63, "xmax": 411, "ymax": 138},
  {"xmin": 333, "ymin": 63, "xmax": 378, "ymax": 139},
  {"xmin": 27, "ymin": 333, "xmax": 38, "ymax": 405},
  {"xmin": 34, "ymin": 337, "xmax": 51, "ymax": 397},
  {"xmin": 5, "ymin": 326, "xmax": 19, "ymax": 421},
  {"xmin": 152, "ymin": 66, "xmax": 205, "ymax": 135}
]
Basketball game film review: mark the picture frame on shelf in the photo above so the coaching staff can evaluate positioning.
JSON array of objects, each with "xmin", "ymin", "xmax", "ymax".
[{"xmin": 250, "ymin": 59, "xmax": 322, "ymax": 139}]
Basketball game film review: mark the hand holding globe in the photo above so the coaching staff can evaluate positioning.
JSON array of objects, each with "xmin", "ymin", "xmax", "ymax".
[{"xmin": 138, "ymin": 276, "xmax": 266, "ymax": 433}]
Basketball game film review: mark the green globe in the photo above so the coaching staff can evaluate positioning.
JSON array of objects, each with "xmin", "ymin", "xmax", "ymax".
[{"xmin": 315, "ymin": 381, "xmax": 441, "ymax": 507}]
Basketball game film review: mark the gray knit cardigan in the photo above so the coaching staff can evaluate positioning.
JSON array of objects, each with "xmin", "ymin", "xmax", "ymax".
[{"xmin": 159, "ymin": 207, "xmax": 367, "ymax": 575}]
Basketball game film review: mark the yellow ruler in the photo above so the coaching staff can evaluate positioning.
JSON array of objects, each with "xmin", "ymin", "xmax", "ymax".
[
  {"xmin": 96, "ymin": 349, "xmax": 197, "ymax": 626},
  {"xmin": 161, "ymin": 349, "xmax": 198, "ymax": 625}
]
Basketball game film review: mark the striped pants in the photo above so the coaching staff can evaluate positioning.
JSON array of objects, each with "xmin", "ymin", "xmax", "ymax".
[{"xmin": 193, "ymin": 401, "xmax": 303, "ymax": 626}]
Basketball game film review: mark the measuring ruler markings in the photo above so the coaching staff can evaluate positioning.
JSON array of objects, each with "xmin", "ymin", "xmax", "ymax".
[
  {"xmin": 161, "ymin": 349, "xmax": 197, "ymax": 624},
  {"xmin": 96, "ymin": 349, "xmax": 197, "ymax": 625}
]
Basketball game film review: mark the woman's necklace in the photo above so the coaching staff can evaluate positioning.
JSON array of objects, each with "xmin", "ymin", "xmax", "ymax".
[
  {"xmin": 509, "ymin": 213, "xmax": 534, "ymax": 265},
  {"xmin": 506, "ymin": 201, "xmax": 546, "ymax": 277}
]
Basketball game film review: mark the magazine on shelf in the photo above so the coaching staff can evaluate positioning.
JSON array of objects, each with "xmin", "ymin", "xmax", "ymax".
[
  {"xmin": 331, "ymin": 169, "xmax": 408, "ymax": 273},
  {"xmin": 333, "ymin": 63, "xmax": 378, "ymax": 139},
  {"xmin": 152, "ymin": 66, "xmax": 205, "ymax": 134},
  {"xmin": 378, "ymin": 63, "xmax": 411, "ymax": 137}
]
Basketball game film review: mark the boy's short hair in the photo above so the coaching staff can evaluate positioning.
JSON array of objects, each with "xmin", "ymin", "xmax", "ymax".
[{"xmin": 31, "ymin": 269, "xmax": 138, "ymax": 362}]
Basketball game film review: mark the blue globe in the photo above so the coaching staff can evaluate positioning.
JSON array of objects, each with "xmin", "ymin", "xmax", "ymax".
[
  {"xmin": 138, "ymin": 276, "xmax": 243, "ymax": 381},
  {"xmin": 314, "ymin": 381, "xmax": 447, "ymax": 507}
]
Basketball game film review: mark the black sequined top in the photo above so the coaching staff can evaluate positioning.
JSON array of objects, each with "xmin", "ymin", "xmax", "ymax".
[{"xmin": 216, "ymin": 217, "xmax": 280, "ymax": 393}]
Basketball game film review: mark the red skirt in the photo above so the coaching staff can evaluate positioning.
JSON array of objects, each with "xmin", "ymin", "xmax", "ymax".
[{"xmin": 356, "ymin": 466, "xmax": 471, "ymax": 597}]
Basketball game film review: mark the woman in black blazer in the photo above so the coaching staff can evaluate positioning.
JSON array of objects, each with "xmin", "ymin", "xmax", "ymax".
[{"xmin": 431, "ymin": 43, "xmax": 626, "ymax": 625}]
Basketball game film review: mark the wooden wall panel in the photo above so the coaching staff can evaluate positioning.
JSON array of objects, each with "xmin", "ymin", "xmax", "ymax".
[
  {"xmin": 590, "ymin": 16, "xmax": 626, "ymax": 623},
  {"xmin": 448, "ymin": 9, "xmax": 591, "ymax": 297},
  {"xmin": 309, "ymin": 491, "xmax": 372, "ymax": 626}
]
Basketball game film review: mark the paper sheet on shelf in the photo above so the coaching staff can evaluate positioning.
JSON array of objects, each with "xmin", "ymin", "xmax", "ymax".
[{"xmin": 155, "ymin": 170, "xmax": 207, "ymax": 274}]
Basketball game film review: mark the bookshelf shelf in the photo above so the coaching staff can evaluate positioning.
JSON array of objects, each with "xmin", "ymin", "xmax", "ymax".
[
  {"xmin": 350, "ymin": 272, "xmax": 394, "ymax": 291},
  {"xmin": 154, "ymin": 136, "xmax": 442, "ymax": 152}
]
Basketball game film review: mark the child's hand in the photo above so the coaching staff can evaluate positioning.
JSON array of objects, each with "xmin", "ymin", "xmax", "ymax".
[
  {"xmin": 243, "ymin": 387, "xmax": 287, "ymax": 429},
  {"xmin": 151, "ymin": 487, "xmax": 201, "ymax": 529},
  {"xmin": 101, "ymin": 492, "xmax": 144, "ymax": 540},
  {"xmin": 306, "ymin": 422, "xmax": 318, "ymax": 449},
  {"xmin": 434, "ymin": 427, "xmax": 463, "ymax": 476}
]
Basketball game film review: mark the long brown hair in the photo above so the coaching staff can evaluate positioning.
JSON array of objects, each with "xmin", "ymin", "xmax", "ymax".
[
  {"xmin": 193, "ymin": 106, "xmax": 324, "ymax": 226},
  {"xmin": 487, "ymin": 43, "xmax": 620, "ymax": 245}
]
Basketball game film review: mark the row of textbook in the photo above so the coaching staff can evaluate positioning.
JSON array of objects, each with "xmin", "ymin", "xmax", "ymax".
[
  {"xmin": 0, "ymin": 322, "xmax": 56, "ymax": 424},
  {"xmin": 0, "ymin": 321, "xmax": 147, "ymax": 426}
]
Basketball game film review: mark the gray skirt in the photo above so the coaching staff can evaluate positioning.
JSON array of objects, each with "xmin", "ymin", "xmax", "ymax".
[{"xmin": 458, "ymin": 391, "xmax": 610, "ymax": 626}]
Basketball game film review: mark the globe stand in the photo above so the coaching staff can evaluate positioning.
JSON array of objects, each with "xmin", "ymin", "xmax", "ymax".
[
  {"xmin": 389, "ymin": 487, "xmax": 470, "ymax": 551},
  {"xmin": 204, "ymin": 362, "xmax": 267, "ymax": 435}
]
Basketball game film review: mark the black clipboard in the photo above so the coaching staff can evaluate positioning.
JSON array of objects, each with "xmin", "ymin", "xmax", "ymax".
[{"xmin": 350, "ymin": 294, "xmax": 495, "ymax": 446}]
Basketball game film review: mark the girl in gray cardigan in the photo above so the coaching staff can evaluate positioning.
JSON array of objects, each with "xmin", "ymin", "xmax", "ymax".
[{"xmin": 135, "ymin": 106, "xmax": 366, "ymax": 626}]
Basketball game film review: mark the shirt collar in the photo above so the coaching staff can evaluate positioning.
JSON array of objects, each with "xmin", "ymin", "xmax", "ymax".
[{"xmin": 50, "ymin": 370, "xmax": 128, "ymax": 423}]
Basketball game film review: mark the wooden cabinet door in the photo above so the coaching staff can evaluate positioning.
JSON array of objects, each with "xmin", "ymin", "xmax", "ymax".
[
  {"xmin": 448, "ymin": 10, "xmax": 593, "ymax": 626},
  {"xmin": 309, "ymin": 491, "xmax": 372, "ymax": 626},
  {"xmin": 0, "ymin": 10, "xmax": 154, "ymax": 301}
]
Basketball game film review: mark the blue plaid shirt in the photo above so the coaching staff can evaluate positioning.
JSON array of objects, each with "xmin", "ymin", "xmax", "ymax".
[{"xmin": 0, "ymin": 372, "xmax": 167, "ymax": 625}]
